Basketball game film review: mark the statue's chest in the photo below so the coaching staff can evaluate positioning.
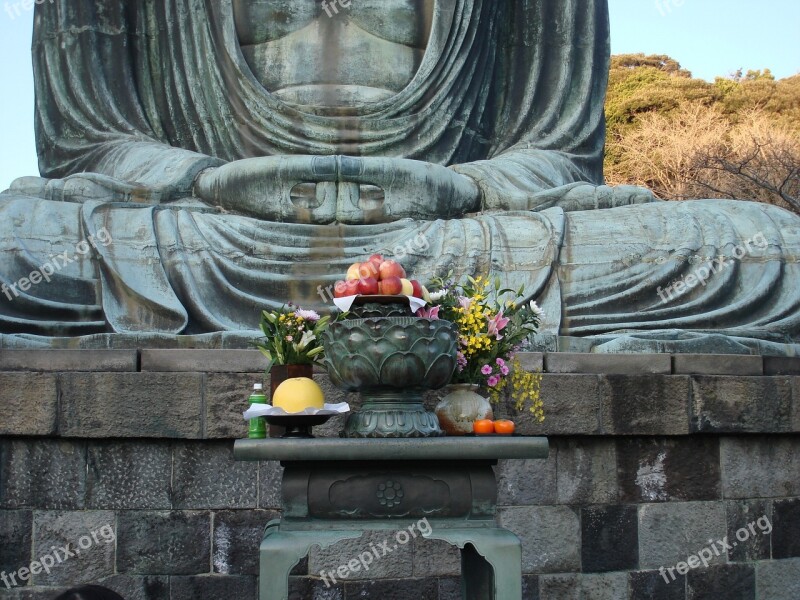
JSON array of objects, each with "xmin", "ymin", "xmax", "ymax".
[
  {"xmin": 233, "ymin": 0, "xmax": 434, "ymax": 106},
  {"xmin": 234, "ymin": 0, "xmax": 431, "ymax": 47}
]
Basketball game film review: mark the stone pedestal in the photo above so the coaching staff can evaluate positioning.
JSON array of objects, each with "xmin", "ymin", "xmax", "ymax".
[{"xmin": 233, "ymin": 437, "xmax": 548, "ymax": 600}]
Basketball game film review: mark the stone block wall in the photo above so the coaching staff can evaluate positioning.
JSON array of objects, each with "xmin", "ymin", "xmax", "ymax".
[{"xmin": 0, "ymin": 350, "xmax": 799, "ymax": 599}]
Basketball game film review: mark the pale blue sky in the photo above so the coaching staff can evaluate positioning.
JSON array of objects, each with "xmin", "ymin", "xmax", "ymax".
[{"xmin": 0, "ymin": 1, "xmax": 798, "ymax": 190}]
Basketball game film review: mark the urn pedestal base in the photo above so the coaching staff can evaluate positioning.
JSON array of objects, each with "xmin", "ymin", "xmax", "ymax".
[{"xmin": 343, "ymin": 391, "xmax": 443, "ymax": 438}]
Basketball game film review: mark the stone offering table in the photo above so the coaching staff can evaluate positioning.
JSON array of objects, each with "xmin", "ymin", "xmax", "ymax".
[{"xmin": 234, "ymin": 437, "xmax": 549, "ymax": 600}]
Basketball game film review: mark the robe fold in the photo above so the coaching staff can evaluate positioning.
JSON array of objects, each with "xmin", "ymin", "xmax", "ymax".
[{"xmin": 1, "ymin": 0, "xmax": 799, "ymax": 354}]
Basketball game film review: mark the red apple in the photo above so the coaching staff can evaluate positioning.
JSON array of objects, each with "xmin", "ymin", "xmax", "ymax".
[
  {"xmin": 333, "ymin": 280, "xmax": 349, "ymax": 298},
  {"xmin": 357, "ymin": 276, "xmax": 379, "ymax": 295},
  {"xmin": 380, "ymin": 276, "xmax": 403, "ymax": 295},
  {"xmin": 344, "ymin": 280, "xmax": 360, "ymax": 296},
  {"xmin": 345, "ymin": 262, "xmax": 362, "ymax": 281},
  {"xmin": 379, "ymin": 260, "xmax": 406, "ymax": 281},
  {"xmin": 400, "ymin": 278, "xmax": 414, "ymax": 296},
  {"xmin": 366, "ymin": 254, "xmax": 384, "ymax": 273},
  {"xmin": 410, "ymin": 279, "xmax": 424, "ymax": 299},
  {"xmin": 358, "ymin": 261, "xmax": 379, "ymax": 280}
]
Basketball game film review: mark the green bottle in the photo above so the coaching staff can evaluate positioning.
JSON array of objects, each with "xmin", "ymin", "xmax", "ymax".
[{"xmin": 247, "ymin": 383, "xmax": 268, "ymax": 439}]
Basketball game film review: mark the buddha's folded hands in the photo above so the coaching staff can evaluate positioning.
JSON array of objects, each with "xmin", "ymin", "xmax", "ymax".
[
  {"xmin": 334, "ymin": 157, "xmax": 482, "ymax": 224},
  {"xmin": 193, "ymin": 156, "xmax": 482, "ymax": 224}
]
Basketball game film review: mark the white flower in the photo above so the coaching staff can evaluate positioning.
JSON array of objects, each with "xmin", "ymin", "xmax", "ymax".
[
  {"xmin": 429, "ymin": 290, "xmax": 448, "ymax": 302},
  {"xmin": 295, "ymin": 309, "xmax": 320, "ymax": 321},
  {"xmin": 529, "ymin": 300, "xmax": 545, "ymax": 320},
  {"xmin": 295, "ymin": 330, "xmax": 317, "ymax": 351}
]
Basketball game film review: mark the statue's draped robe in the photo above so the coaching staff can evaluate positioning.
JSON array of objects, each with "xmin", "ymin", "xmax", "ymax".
[{"xmin": 1, "ymin": 0, "xmax": 799, "ymax": 353}]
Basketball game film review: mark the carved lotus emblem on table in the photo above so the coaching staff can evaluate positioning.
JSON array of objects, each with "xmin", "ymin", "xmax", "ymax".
[{"xmin": 376, "ymin": 480, "xmax": 404, "ymax": 508}]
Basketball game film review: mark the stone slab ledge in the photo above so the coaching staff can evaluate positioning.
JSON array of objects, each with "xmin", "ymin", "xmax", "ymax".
[
  {"xmin": 1, "ymin": 369, "xmax": 799, "ymax": 438},
  {"xmin": 1, "ymin": 349, "xmax": 798, "ymax": 375}
]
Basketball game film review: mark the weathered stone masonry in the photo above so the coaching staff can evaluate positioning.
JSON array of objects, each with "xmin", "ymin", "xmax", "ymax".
[{"xmin": 1, "ymin": 350, "xmax": 799, "ymax": 599}]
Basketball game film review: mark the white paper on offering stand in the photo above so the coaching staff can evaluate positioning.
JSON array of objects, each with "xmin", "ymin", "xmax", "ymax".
[
  {"xmin": 243, "ymin": 402, "xmax": 350, "ymax": 420},
  {"xmin": 333, "ymin": 295, "xmax": 427, "ymax": 313}
]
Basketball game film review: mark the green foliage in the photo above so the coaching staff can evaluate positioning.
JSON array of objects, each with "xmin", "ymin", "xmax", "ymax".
[
  {"xmin": 606, "ymin": 54, "xmax": 800, "ymax": 140},
  {"xmin": 605, "ymin": 54, "xmax": 800, "ymax": 213},
  {"xmin": 610, "ymin": 53, "xmax": 692, "ymax": 77},
  {"xmin": 255, "ymin": 305, "xmax": 343, "ymax": 369},
  {"xmin": 606, "ymin": 54, "xmax": 717, "ymax": 134}
]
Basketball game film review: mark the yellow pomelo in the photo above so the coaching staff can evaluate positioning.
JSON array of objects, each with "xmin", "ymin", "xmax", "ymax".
[{"xmin": 272, "ymin": 377, "xmax": 325, "ymax": 413}]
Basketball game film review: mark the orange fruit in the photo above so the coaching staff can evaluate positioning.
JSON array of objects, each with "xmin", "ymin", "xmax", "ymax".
[
  {"xmin": 493, "ymin": 420, "xmax": 515, "ymax": 435},
  {"xmin": 473, "ymin": 419, "xmax": 495, "ymax": 434}
]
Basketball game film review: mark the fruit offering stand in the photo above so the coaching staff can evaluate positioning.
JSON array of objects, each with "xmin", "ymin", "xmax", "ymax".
[
  {"xmin": 233, "ymin": 436, "xmax": 549, "ymax": 600},
  {"xmin": 239, "ymin": 259, "xmax": 548, "ymax": 598}
]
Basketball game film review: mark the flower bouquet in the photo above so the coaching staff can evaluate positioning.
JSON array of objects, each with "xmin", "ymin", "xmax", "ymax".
[
  {"xmin": 254, "ymin": 303, "xmax": 336, "ymax": 369},
  {"xmin": 424, "ymin": 275, "xmax": 546, "ymax": 424}
]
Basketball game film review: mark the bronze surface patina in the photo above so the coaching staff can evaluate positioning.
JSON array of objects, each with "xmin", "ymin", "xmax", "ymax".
[{"xmin": 0, "ymin": 0, "xmax": 798, "ymax": 355}]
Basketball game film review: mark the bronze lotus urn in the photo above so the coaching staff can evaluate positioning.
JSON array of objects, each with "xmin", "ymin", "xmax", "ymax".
[{"xmin": 321, "ymin": 299, "xmax": 458, "ymax": 438}]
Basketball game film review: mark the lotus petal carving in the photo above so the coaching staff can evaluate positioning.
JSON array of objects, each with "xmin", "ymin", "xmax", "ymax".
[{"xmin": 321, "ymin": 317, "xmax": 457, "ymax": 391}]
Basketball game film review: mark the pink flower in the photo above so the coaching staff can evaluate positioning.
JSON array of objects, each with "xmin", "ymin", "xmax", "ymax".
[
  {"xmin": 487, "ymin": 376, "xmax": 499, "ymax": 387},
  {"xmin": 285, "ymin": 335, "xmax": 294, "ymax": 342},
  {"xmin": 496, "ymin": 358, "xmax": 506, "ymax": 367},
  {"xmin": 458, "ymin": 296, "xmax": 472, "ymax": 311},
  {"xmin": 295, "ymin": 308, "xmax": 320, "ymax": 321},
  {"xmin": 415, "ymin": 306, "xmax": 441, "ymax": 320},
  {"xmin": 481, "ymin": 365, "xmax": 493, "ymax": 375},
  {"xmin": 487, "ymin": 312, "xmax": 510, "ymax": 340},
  {"xmin": 500, "ymin": 365, "xmax": 510, "ymax": 376}
]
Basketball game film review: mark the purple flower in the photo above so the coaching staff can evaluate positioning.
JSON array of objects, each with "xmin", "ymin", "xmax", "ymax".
[
  {"xmin": 481, "ymin": 365, "xmax": 493, "ymax": 375},
  {"xmin": 487, "ymin": 376, "xmax": 499, "ymax": 387}
]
